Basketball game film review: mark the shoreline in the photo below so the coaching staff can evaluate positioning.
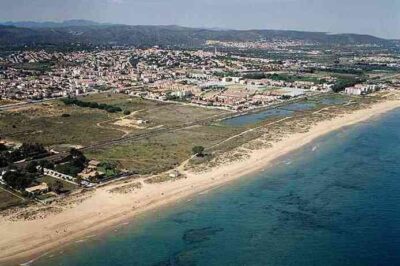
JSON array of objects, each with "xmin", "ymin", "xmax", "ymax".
[{"xmin": 1, "ymin": 99, "xmax": 400, "ymax": 265}]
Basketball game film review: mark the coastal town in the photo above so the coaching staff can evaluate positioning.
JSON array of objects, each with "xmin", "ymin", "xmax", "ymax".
[
  {"xmin": 1, "ymin": 42, "xmax": 400, "ymax": 206},
  {"xmin": 2, "ymin": 45, "xmax": 399, "ymax": 112},
  {"xmin": 1, "ymin": 0, "xmax": 400, "ymax": 263},
  {"xmin": 0, "ymin": 37, "xmax": 400, "ymax": 264}
]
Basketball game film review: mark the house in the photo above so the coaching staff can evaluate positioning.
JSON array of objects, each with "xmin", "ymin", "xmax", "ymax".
[
  {"xmin": 345, "ymin": 87, "xmax": 363, "ymax": 95},
  {"xmin": 25, "ymin": 183, "xmax": 49, "ymax": 195},
  {"xmin": 345, "ymin": 84, "xmax": 379, "ymax": 95},
  {"xmin": 79, "ymin": 168, "xmax": 104, "ymax": 182},
  {"xmin": 222, "ymin": 77, "xmax": 242, "ymax": 84},
  {"xmin": 88, "ymin": 160, "xmax": 101, "ymax": 170}
]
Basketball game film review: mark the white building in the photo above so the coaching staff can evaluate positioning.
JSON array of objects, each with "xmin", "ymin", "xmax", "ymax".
[{"xmin": 345, "ymin": 84, "xmax": 378, "ymax": 95}]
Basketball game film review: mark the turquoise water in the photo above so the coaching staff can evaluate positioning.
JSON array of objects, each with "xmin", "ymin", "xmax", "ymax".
[{"xmin": 34, "ymin": 109, "xmax": 400, "ymax": 266}]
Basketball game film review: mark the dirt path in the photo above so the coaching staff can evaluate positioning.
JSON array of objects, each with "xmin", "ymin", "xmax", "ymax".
[
  {"xmin": 207, "ymin": 116, "xmax": 291, "ymax": 151},
  {"xmin": 96, "ymin": 110, "xmax": 146, "ymax": 138}
]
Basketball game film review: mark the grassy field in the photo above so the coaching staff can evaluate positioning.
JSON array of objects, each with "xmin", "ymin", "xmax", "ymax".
[
  {"xmin": 0, "ymin": 92, "xmax": 360, "ymax": 177},
  {"xmin": 86, "ymin": 124, "xmax": 244, "ymax": 174},
  {"xmin": 0, "ymin": 187, "xmax": 25, "ymax": 210},
  {"xmin": 84, "ymin": 93, "xmax": 356, "ymax": 175},
  {"xmin": 0, "ymin": 101, "xmax": 123, "ymax": 149},
  {"xmin": 78, "ymin": 93, "xmax": 163, "ymax": 112},
  {"xmin": 81, "ymin": 93, "xmax": 227, "ymax": 127},
  {"xmin": 0, "ymin": 93, "xmax": 228, "ymax": 154},
  {"xmin": 139, "ymin": 104, "xmax": 226, "ymax": 127},
  {"xmin": 37, "ymin": 175, "xmax": 78, "ymax": 192}
]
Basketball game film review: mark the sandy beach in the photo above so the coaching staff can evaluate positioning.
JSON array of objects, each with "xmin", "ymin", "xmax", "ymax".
[{"xmin": 1, "ymin": 99, "xmax": 400, "ymax": 265}]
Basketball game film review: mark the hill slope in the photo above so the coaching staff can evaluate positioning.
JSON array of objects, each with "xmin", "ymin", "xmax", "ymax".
[{"xmin": 0, "ymin": 23, "xmax": 393, "ymax": 47}]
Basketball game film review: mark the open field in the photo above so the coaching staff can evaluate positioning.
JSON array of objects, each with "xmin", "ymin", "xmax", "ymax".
[
  {"xmin": 0, "ymin": 92, "xmax": 363, "ymax": 178},
  {"xmin": 0, "ymin": 187, "xmax": 25, "ymax": 210},
  {"xmin": 0, "ymin": 101, "xmax": 123, "ymax": 149},
  {"xmin": 86, "ymin": 124, "xmax": 243, "ymax": 174},
  {"xmin": 37, "ymin": 175, "xmax": 78, "ymax": 192},
  {"xmin": 0, "ymin": 93, "xmax": 228, "ymax": 152},
  {"xmin": 85, "ymin": 93, "xmax": 355, "ymax": 174},
  {"xmin": 78, "ymin": 93, "xmax": 163, "ymax": 112}
]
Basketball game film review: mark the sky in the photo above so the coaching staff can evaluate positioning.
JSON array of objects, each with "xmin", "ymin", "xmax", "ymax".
[{"xmin": 1, "ymin": 0, "xmax": 399, "ymax": 39}]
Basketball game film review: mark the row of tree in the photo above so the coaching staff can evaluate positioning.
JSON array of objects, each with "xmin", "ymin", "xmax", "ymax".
[
  {"xmin": 61, "ymin": 98, "xmax": 123, "ymax": 113},
  {"xmin": 332, "ymin": 78, "xmax": 365, "ymax": 93},
  {"xmin": 0, "ymin": 143, "xmax": 48, "ymax": 168},
  {"xmin": 2, "ymin": 170, "xmax": 36, "ymax": 190}
]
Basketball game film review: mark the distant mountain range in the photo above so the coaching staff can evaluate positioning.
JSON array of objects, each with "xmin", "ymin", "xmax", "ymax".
[
  {"xmin": 0, "ymin": 20, "xmax": 396, "ymax": 47},
  {"xmin": 0, "ymin": 19, "xmax": 103, "ymax": 28}
]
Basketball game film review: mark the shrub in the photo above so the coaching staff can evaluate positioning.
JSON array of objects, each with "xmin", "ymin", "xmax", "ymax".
[
  {"xmin": 61, "ymin": 98, "xmax": 122, "ymax": 113},
  {"xmin": 192, "ymin": 146, "xmax": 205, "ymax": 157}
]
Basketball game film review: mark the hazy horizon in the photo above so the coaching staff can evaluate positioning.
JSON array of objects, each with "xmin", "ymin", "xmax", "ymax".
[
  {"xmin": 1, "ymin": 19, "xmax": 397, "ymax": 40},
  {"xmin": 1, "ymin": 0, "xmax": 399, "ymax": 39}
]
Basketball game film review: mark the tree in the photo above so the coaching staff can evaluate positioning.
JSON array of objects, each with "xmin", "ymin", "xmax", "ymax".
[
  {"xmin": 25, "ymin": 161, "xmax": 38, "ymax": 173},
  {"xmin": 89, "ymin": 102, "xmax": 99, "ymax": 108},
  {"xmin": 192, "ymin": 146, "xmax": 205, "ymax": 157},
  {"xmin": 0, "ymin": 143, "xmax": 7, "ymax": 152},
  {"xmin": 39, "ymin": 159, "xmax": 54, "ymax": 169},
  {"xmin": 98, "ymin": 103, "xmax": 107, "ymax": 110},
  {"xmin": 0, "ymin": 154, "xmax": 9, "ymax": 168},
  {"xmin": 3, "ymin": 170, "xmax": 35, "ymax": 190}
]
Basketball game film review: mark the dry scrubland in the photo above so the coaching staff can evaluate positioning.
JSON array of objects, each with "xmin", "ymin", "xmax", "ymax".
[
  {"xmin": 0, "ymin": 93, "xmax": 227, "ymax": 150},
  {"xmin": 0, "ymin": 188, "xmax": 25, "ymax": 210},
  {"xmin": 0, "ymin": 92, "xmax": 372, "ymax": 178}
]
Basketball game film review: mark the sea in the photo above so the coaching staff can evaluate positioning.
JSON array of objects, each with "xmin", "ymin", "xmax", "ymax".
[{"xmin": 32, "ymin": 108, "xmax": 400, "ymax": 266}]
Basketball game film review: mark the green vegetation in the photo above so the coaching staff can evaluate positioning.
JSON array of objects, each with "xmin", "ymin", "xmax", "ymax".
[
  {"xmin": 192, "ymin": 146, "xmax": 205, "ymax": 157},
  {"xmin": 0, "ymin": 94, "xmax": 227, "ymax": 151},
  {"xmin": 61, "ymin": 98, "xmax": 123, "ymax": 113},
  {"xmin": 37, "ymin": 175, "xmax": 77, "ymax": 192},
  {"xmin": 86, "ymin": 124, "xmax": 244, "ymax": 175},
  {"xmin": 264, "ymin": 73, "xmax": 324, "ymax": 84},
  {"xmin": 98, "ymin": 161, "xmax": 120, "ymax": 178},
  {"xmin": 144, "ymin": 174, "xmax": 184, "ymax": 184},
  {"xmin": 0, "ymin": 143, "xmax": 48, "ymax": 168},
  {"xmin": 2, "ymin": 170, "xmax": 35, "ymax": 190},
  {"xmin": 108, "ymin": 182, "xmax": 142, "ymax": 194},
  {"xmin": 332, "ymin": 77, "xmax": 365, "ymax": 92},
  {"xmin": 55, "ymin": 149, "xmax": 87, "ymax": 177},
  {"xmin": 79, "ymin": 93, "xmax": 162, "ymax": 112},
  {"xmin": 0, "ymin": 102, "xmax": 123, "ymax": 147}
]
